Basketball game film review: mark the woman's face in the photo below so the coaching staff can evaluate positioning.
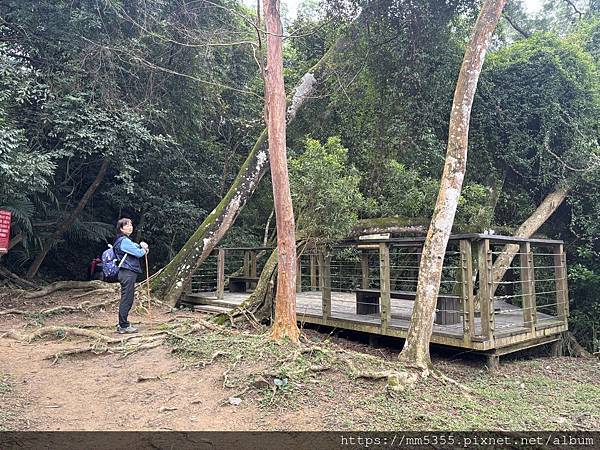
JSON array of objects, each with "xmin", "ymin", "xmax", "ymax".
[{"xmin": 121, "ymin": 221, "xmax": 134, "ymax": 236}]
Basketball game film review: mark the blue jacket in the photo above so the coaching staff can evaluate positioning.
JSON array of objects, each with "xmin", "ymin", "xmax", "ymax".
[{"xmin": 114, "ymin": 235, "xmax": 146, "ymax": 274}]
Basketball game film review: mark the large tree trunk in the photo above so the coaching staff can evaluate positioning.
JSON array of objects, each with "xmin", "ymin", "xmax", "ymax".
[
  {"xmin": 490, "ymin": 187, "xmax": 569, "ymax": 292},
  {"xmin": 26, "ymin": 158, "xmax": 110, "ymax": 279},
  {"xmin": 264, "ymin": 0, "xmax": 299, "ymax": 342},
  {"xmin": 399, "ymin": 0, "xmax": 507, "ymax": 369},
  {"xmin": 150, "ymin": 16, "xmax": 364, "ymax": 306}
]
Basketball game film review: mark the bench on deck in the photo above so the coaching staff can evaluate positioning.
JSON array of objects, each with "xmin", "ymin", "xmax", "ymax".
[
  {"xmin": 355, "ymin": 288, "xmax": 461, "ymax": 325},
  {"xmin": 228, "ymin": 276, "xmax": 260, "ymax": 293}
]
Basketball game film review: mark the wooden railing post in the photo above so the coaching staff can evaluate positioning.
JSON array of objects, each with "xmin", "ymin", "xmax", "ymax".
[
  {"xmin": 554, "ymin": 243, "xmax": 569, "ymax": 322},
  {"xmin": 477, "ymin": 239, "xmax": 495, "ymax": 342},
  {"xmin": 296, "ymin": 256, "xmax": 302, "ymax": 293},
  {"xmin": 520, "ymin": 242, "xmax": 537, "ymax": 332},
  {"xmin": 379, "ymin": 242, "xmax": 391, "ymax": 333},
  {"xmin": 459, "ymin": 240, "xmax": 475, "ymax": 341},
  {"xmin": 250, "ymin": 251, "xmax": 257, "ymax": 277},
  {"xmin": 318, "ymin": 251, "xmax": 331, "ymax": 319},
  {"xmin": 216, "ymin": 249, "xmax": 225, "ymax": 300},
  {"xmin": 243, "ymin": 250, "xmax": 250, "ymax": 277},
  {"xmin": 360, "ymin": 251, "xmax": 369, "ymax": 289},
  {"xmin": 310, "ymin": 254, "xmax": 318, "ymax": 290}
]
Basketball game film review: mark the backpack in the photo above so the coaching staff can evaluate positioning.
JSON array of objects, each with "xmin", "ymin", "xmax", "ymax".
[{"xmin": 101, "ymin": 236, "xmax": 127, "ymax": 283}]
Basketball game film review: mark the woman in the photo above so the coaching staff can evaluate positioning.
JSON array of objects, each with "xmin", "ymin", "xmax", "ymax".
[{"xmin": 113, "ymin": 218, "xmax": 149, "ymax": 334}]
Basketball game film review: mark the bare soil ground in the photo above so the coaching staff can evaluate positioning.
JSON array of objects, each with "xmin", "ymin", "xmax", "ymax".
[{"xmin": 1, "ymin": 287, "xmax": 599, "ymax": 431}]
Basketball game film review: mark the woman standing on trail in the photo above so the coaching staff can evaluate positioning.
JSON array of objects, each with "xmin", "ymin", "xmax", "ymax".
[{"xmin": 113, "ymin": 218, "xmax": 149, "ymax": 334}]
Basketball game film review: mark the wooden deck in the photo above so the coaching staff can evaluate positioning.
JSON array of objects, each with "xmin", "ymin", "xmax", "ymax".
[{"xmin": 185, "ymin": 290, "xmax": 566, "ymax": 352}]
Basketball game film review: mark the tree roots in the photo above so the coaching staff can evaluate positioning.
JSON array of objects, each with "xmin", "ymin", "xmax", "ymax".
[
  {"xmin": 18, "ymin": 280, "xmax": 112, "ymax": 299},
  {"xmin": 0, "ymin": 298, "xmax": 118, "ymax": 318}
]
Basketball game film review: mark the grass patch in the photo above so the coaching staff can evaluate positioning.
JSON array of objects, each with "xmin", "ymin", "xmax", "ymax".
[
  {"xmin": 166, "ymin": 325, "xmax": 406, "ymax": 408},
  {"xmin": 165, "ymin": 322, "xmax": 599, "ymax": 430},
  {"xmin": 326, "ymin": 359, "xmax": 600, "ymax": 430}
]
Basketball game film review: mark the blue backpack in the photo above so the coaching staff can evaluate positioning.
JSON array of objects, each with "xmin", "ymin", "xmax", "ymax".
[{"xmin": 101, "ymin": 236, "xmax": 126, "ymax": 282}]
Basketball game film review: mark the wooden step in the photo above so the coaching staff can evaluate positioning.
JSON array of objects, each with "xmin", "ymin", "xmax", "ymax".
[
  {"xmin": 183, "ymin": 294, "xmax": 239, "ymax": 309},
  {"xmin": 192, "ymin": 304, "xmax": 233, "ymax": 314}
]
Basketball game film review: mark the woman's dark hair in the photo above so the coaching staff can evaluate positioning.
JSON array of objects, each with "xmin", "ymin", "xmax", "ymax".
[{"xmin": 116, "ymin": 218, "xmax": 132, "ymax": 236}]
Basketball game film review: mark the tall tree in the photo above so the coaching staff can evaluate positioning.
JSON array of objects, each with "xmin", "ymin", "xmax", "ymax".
[
  {"xmin": 263, "ymin": 0, "xmax": 300, "ymax": 342},
  {"xmin": 399, "ymin": 0, "xmax": 508, "ymax": 369},
  {"xmin": 150, "ymin": 15, "xmax": 364, "ymax": 306}
]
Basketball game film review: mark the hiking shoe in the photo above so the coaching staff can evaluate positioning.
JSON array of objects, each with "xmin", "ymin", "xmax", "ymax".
[{"xmin": 117, "ymin": 325, "xmax": 138, "ymax": 334}]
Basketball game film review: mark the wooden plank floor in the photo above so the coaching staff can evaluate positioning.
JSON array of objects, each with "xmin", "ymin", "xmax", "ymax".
[{"xmin": 187, "ymin": 289, "xmax": 564, "ymax": 344}]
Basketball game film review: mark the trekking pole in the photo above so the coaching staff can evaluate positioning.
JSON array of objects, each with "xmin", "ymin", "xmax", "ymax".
[{"xmin": 145, "ymin": 252, "xmax": 152, "ymax": 320}]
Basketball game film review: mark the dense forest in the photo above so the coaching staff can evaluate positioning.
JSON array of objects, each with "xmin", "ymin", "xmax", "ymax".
[{"xmin": 1, "ymin": 0, "xmax": 598, "ymax": 351}]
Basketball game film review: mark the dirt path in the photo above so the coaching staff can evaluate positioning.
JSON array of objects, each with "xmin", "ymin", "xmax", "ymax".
[
  {"xmin": 1, "ymin": 313, "xmax": 256, "ymax": 430},
  {"xmin": 0, "ymin": 292, "xmax": 323, "ymax": 431},
  {"xmin": 1, "ymin": 288, "xmax": 599, "ymax": 432}
]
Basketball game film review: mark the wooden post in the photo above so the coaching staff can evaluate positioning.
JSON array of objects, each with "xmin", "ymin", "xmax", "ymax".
[
  {"xmin": 310, "ymin": 254, "xmax": 317, "ymax": 290},
  {"xmin": 250, "ymin": 251, "xmax": 257, "ymax": 277},
  {"xmin": 296, "ymin": 257, "xmax": 302, "ymax": 293},
  {"xmin": 520, "ymin": 242, "xmax": 537, "ymax": 332},
  {"xmin": 554, "ymin": 243, "xmax": 568, "ymax": 322},
  {"xmin": 243, "ymin": 250, "xmax": 250, "ymax": 277},
  {"xmin": 318, "ymin": 252, "xmax": 331, "ymax": 319},
  {"xmin": 360, "ymin": 251, "xmax": 369, "ymax": 289},
  {"xmin": 460, "ymin": 240, "xmax": 475, "ymax": 341},
  {"xmin": 216, "ymin": 249, "xmax": 225, "ymax": 300},
  {"xmin": 477, "ymin": 239, "xmax": 494, "ymax": 342},
  {"xmin": 379, "ymin": 242, "xmax": 391, "ymax": 333}
]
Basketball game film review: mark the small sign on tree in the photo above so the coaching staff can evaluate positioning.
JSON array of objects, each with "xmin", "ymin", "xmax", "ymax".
[{"xmin": 0, "ymin": 210, "xmax": 12, "ymax": 255}]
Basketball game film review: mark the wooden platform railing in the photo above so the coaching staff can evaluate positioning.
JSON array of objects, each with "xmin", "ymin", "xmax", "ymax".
[
  {"xmin": 187, "ymin": 235, "xmax": 568, "ymax": 350},
  {"xmin": 305, "ymin": 234, "xmax": 569, "ymax": 344}
]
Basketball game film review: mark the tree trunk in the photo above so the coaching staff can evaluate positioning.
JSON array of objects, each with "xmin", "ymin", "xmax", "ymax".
[
  {"xmin": 26, "ymin": 158, "xmax": 110, "ymax": 279},
  {"xmin": 399, "ymin": 0, "xmax": 507, "ymax": 369},
  {"xmin": 150, "ymin": 15, "xmax": 364, "ymax": 306},
  {"xmin": 264, "ymin": 0, "xmax": 299, "ymax": 342},
  {"xmin": 490, "ymin": 187, "xmax": 569, "ymax": 292}
]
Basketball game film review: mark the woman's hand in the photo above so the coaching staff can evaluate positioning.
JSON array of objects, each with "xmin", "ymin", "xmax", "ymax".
[{"xmin": 140, "ymin": 241, "xmax": 149, "ymax": 253}]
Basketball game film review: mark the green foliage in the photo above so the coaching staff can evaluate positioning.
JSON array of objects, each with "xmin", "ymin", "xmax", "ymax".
[
  {"xmin": 289, "ymin": 137, "xmax": 364, "ymax": 243},
  {"xmin": 473, "ymin": 32, "xmax": 599, "ymax": 195},
  {"xmin": 365, "ymin": 160, "xmax": 439, "ymax": 219},
  {"xmin": 569, "ymin": 249, "xmax": 600, "ymax": 353}
]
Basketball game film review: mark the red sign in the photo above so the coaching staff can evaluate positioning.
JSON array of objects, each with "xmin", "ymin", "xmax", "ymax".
[{"xmin": 0, "ymin": 210, "xmax": 11, "ymax": 254}]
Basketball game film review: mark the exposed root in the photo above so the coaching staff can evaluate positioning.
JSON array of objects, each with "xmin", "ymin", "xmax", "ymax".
[
  {"xmin": 19, "ymin": 281, "xmax": 109, "ymax": 299},
  {"xmin": 5, "ymin": 325, "xmax": 123, "ymax": 343},
  {"xmin": 0, "ymin": 267, "xmax": 38, "ymax": 289},
  {"xmin": 46, "ymin": 345, "xmax": 108, "ymax": 366},
  {"xmin": 431, "ymin": 369, "xmax": 473, "ymax": 398},
  {"xmin": 0, "ymin": 298, "xmax": 118, "ymax": 317},
  {"xmin": 563, "ymin": 332, "xmax": 592, "ymax": 358},
  {"xmin": 71, "ymin": 289, "xmax": 115, "ymax": 299}
]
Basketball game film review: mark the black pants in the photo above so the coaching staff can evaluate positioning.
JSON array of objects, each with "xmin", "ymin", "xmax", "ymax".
[{"xmin": 118, "ymin": 269, "xmax": 138, "ymax": 328}]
